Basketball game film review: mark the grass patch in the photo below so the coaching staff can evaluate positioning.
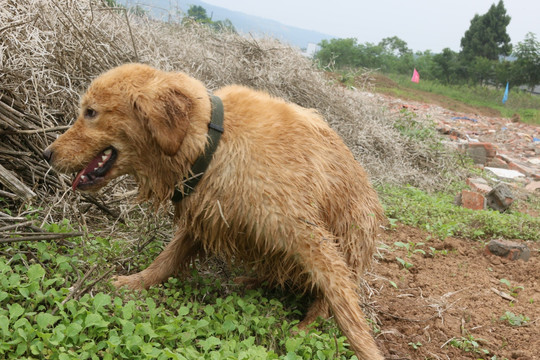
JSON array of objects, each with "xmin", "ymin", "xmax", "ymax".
[
  {"xmin": 2, "ymin": 180, "xmax": 538, "ymax": 358},
  {"xmin": 373, "ymin": 73, "xmax": 540, "ymax": 125},
  {"xmin": 0, "ymin": 221, "xmax": 357, "ymax": 360},
  {"xmin": 379, "ymin": 184, "xmax": 540, "ymax": 241}
]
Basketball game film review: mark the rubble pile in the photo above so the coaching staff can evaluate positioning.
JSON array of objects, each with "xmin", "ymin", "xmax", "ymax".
[{"xmin": 377, "ymin": 95, "xmax": 540, "ymax": 212}]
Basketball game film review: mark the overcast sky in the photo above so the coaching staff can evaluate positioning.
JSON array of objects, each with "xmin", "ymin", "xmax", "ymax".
[{"xmin": 200, "ymin": 0, "xmax": 540, "ymax": 53}]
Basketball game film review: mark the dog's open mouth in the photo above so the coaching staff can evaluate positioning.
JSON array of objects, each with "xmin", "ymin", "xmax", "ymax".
[{"xmin": 72, "ymin": 147, "xmax": 117, "ymax": 191}]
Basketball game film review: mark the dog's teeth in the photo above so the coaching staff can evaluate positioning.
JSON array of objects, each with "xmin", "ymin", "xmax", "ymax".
[
  {"xmin": 94, "ymin": 167, "xmax": 99, "ymax": 171},
  {"xmin": 81, "ymin": 175, "xmax": 87, "ymax": 181},
  {"xmin": 98, "ymin": 162, "xmax": 104, "ymax": 167},
  {"xmin": 103, "ymin": 149, "xmax": 112, "ymax": 155},
  {"xmin": 102, "ymin": 155, "xmax": 108, "ymax": 161}
]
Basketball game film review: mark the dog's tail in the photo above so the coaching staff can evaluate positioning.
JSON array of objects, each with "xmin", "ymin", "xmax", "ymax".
[{"xmin": 295, "ymin": 225, "xmax": 384, "ymax": 360}]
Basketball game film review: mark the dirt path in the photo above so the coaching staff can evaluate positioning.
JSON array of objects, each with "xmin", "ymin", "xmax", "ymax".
[
  {"xmin": 371, "ymin": 225, "xmax": 539, "ymax": 360},
  {"xmin": 360, "ymin": 91, "xmax": 540, "ymax": 359}
]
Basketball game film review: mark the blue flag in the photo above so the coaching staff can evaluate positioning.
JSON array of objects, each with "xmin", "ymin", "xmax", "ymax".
[{"xmin": 502, "ymin": 82, "xmax": 509, "ymax": 104}]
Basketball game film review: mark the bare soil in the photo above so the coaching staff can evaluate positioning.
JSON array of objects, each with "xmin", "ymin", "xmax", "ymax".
[
  {"xmin": 370, "ymin": 73, "xmax": 502, "ymax": 117},
  {"xmin": 361, "ymin": 81, "xmax": 539, "ymax": 359},
  {"xmin": 368, "ymin": 224, "xmax": 539, "ymax": 360}
]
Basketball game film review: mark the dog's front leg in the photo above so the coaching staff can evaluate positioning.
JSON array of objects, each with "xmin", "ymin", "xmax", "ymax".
[{"xmin": 113, "ymin": 230, "xmax": 200, "ymax": 290}]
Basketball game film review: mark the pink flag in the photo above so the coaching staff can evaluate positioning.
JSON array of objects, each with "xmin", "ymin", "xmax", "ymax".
[{"xmin": 411, "ymin": 68, "xmax": 420, "ymax": 83}]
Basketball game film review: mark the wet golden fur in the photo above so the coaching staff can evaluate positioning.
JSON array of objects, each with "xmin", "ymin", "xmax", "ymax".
[{"xmin": 45, "ymin": 63, "xmax": 384, "ymax": 359}]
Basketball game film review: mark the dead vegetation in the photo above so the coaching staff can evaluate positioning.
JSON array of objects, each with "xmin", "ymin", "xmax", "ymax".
[{"xmin": 1, "ymin": 0, "xmax": 462, "ymax": 230}]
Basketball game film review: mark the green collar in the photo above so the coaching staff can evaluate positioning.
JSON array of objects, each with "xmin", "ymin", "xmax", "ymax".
[{"xmin": 171, "ymin": 95, "xmax": 224, "ymax": 203}]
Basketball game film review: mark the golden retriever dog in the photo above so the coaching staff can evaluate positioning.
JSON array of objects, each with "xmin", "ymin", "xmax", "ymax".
[{"xmin": 43, "ymin": 63, "xmax": 384, "ymax": 359}]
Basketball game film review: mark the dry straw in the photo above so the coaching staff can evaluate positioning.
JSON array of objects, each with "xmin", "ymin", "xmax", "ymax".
[{"xmin": 1, "ymin": 0, "xmax": 460, "ymax": 228}]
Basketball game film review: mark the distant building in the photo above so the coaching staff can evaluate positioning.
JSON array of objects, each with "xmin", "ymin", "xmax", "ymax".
[
  {"xmin": 519, "ymin": 85, "xmax": 540, "ymax": 95},
  {"xmin": 302, "ymin": 43, "xmax": 320, "ymax": 58}
]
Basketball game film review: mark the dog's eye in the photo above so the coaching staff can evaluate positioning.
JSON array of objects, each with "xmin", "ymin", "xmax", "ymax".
[{"xmin": 85, "ymin": 108, "xmax": 97, "ymax": 119}]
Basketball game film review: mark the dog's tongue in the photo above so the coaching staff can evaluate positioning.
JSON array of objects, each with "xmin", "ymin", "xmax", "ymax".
[{"xmin": 72, "ymin": 154, "xmax": 104, "ymax": 190}]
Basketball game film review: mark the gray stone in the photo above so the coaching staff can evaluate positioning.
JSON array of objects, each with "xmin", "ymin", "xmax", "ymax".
[
  {"xmin": 485, "ymin": 239, "xmax": 531, "ymax": 261},
  {"xmin": 486, "ymin": 183, "xmax": 514, "ymax": 212}
]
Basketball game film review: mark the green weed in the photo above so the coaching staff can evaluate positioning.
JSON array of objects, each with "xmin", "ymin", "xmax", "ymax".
[
  {"xmin": 395, "ymin": 257, "xmax": 414, "ymax": 270},
  {"xmin": 500, "ymin": 311, "xmax": 529, "ymax": 326},
  {"xmin": 499, "ymin": 279, "xmax": 524, "ymax": 298},
  {"xmin": 446, "ymin": 334, "xmax": 490, "ymax": 355},
  {"xmin": 378, "ymin": 185, "xmax": 540, "ymax": 241},
  {"xmin": 428, "ymin": 247, "xmax": 449, "ymax": 257},
  {"xmin": 394, "ymin": 241, "xmax": 425, "ymax": 257},
  {"xmin": 0, "ymin": 220, "xmax": 358, "ymax": 359}
]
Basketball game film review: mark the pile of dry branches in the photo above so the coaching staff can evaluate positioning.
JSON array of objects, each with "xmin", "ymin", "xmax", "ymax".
[{"xmin": 0, "ymin": 0, "xmax": 460, "ymax": 232}]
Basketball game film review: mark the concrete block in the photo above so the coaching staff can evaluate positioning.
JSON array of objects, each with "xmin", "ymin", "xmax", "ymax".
[
  {"xmin": 466, "ymin": 142, "xmax": 497, "ymax": 165},
  {"xmin": 486, "ymin": 183, "xmax": 514, "ymax": 212},
  {"xmin": 508, "ymin": 161, "xmax": 536, "ymax": 177},
  {"xmin": 466, "ymin": 177, "xmax": 488, "ymax": 185},
  {"xmin": 485, "ymin": 167, "xmax": 525, "ymax": 180},
  {"xmin": 486, "ymin": 156, "xmax": 509, "ymax": 169}
]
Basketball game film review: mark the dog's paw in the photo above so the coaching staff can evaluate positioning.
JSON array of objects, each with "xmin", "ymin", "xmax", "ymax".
[{"xmin": 111, "ymin": 274, "xmax": 146, "ymax": 290}]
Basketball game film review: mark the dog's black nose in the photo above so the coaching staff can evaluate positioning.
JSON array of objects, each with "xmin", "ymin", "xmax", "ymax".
[{"xmin": 43, "ymin": 148, "xmax": 53, "ymax": 163}]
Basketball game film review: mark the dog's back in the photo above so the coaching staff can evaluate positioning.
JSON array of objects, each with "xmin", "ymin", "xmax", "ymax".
[
  {"xmin": 182, "ymin": 85, "xmax": 383, "ymax": 288},
  {"xmin": 194, "ymin": 86, "xmax": 385, "ymax": 359}
]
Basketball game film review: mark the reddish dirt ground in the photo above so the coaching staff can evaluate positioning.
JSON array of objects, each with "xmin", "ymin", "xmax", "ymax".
[
  {"xmin": 369, "ymin": 225, "xmax": 539, "ymax": 360},
  {"xmin": 370, "ymin": 73, "xmax": 502, "ymax": 117},
  {"xmin": 362, "ymin": 84, "xmax": 539, "ymax": 359}
]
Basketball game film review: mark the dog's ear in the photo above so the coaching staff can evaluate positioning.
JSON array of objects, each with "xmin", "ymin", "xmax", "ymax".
[{"xmin": 134, "ymin": 87, "xmax": 191, "ymax": 156}]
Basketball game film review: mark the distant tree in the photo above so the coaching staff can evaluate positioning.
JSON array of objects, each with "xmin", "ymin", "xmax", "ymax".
[
  {"xmin": 378, "ymin": 36, "xmax": 411, "ymax": 57},
  {"xmin": 184, "ymin": 5, "xmax": 236, "ymax": 33},
  {"xmin": 212, "ymin": 19, "xmax": 236, "ymax": 33},
  {"xmin": 412, "ymin": 50, "xmax": 436, "ymax": 80},
  {"xmin": 315, "ymin": 38, "xmax": 362, "ymax": 69},
  {"xmin": 102, "ymin": 0, "xmax": 119, "ymax": 6},
  {"xmin": 471, "ymin": 56, "xmax": 494, "ymax": 85},
  {"xmin": 102, "ymin": 0, "xmax": 146, "ymax": 16},
  {"xmin": 187, "ymin": 5, "xmax": 211, "ymax": 23},
  {"xmin": 513, "ymin": 32, "xmax": 540, "ymax": 92},
  {"xmin": 129, "ymin": 5, "xmax": 147, "ymax": 17},
  {"xmin": 377, "ymin": 36, "xmax": 414, "ymax": 73},
  {"xmin": 356, "ymin": 42, "xmax": 384, "ymax": 69},
  {"xmin": 460, "ymin": 0, "xmax": 512, "ymax": 60},
  {"xmin": 493, "ymin": 59, "xmax": 517, "ymax": 89},
  {"xmin": 432, "ymin": 48, "xmax": 462, "ymax": 84}
]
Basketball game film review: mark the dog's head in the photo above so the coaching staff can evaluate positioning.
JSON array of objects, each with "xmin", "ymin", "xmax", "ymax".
[{"xmin": 43, "ymin": 63, "xmax": 199, "ymax": 192}]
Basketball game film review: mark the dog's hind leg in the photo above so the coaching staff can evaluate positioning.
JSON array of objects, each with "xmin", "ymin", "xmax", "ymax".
[
  {"xmin": 297, "ymin": 296, "xmax": 330, "ymax": 330},
  {"xmin": 233, "ymin": 276, "xmax": 263, "ymax": 289},
  {"xmin": 113, "ymin": 229, "xmax": 201, "ymax": 290},
  {"xmin": 293, "ymin": 227, "xmax": 383, "ymax": 360}
]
